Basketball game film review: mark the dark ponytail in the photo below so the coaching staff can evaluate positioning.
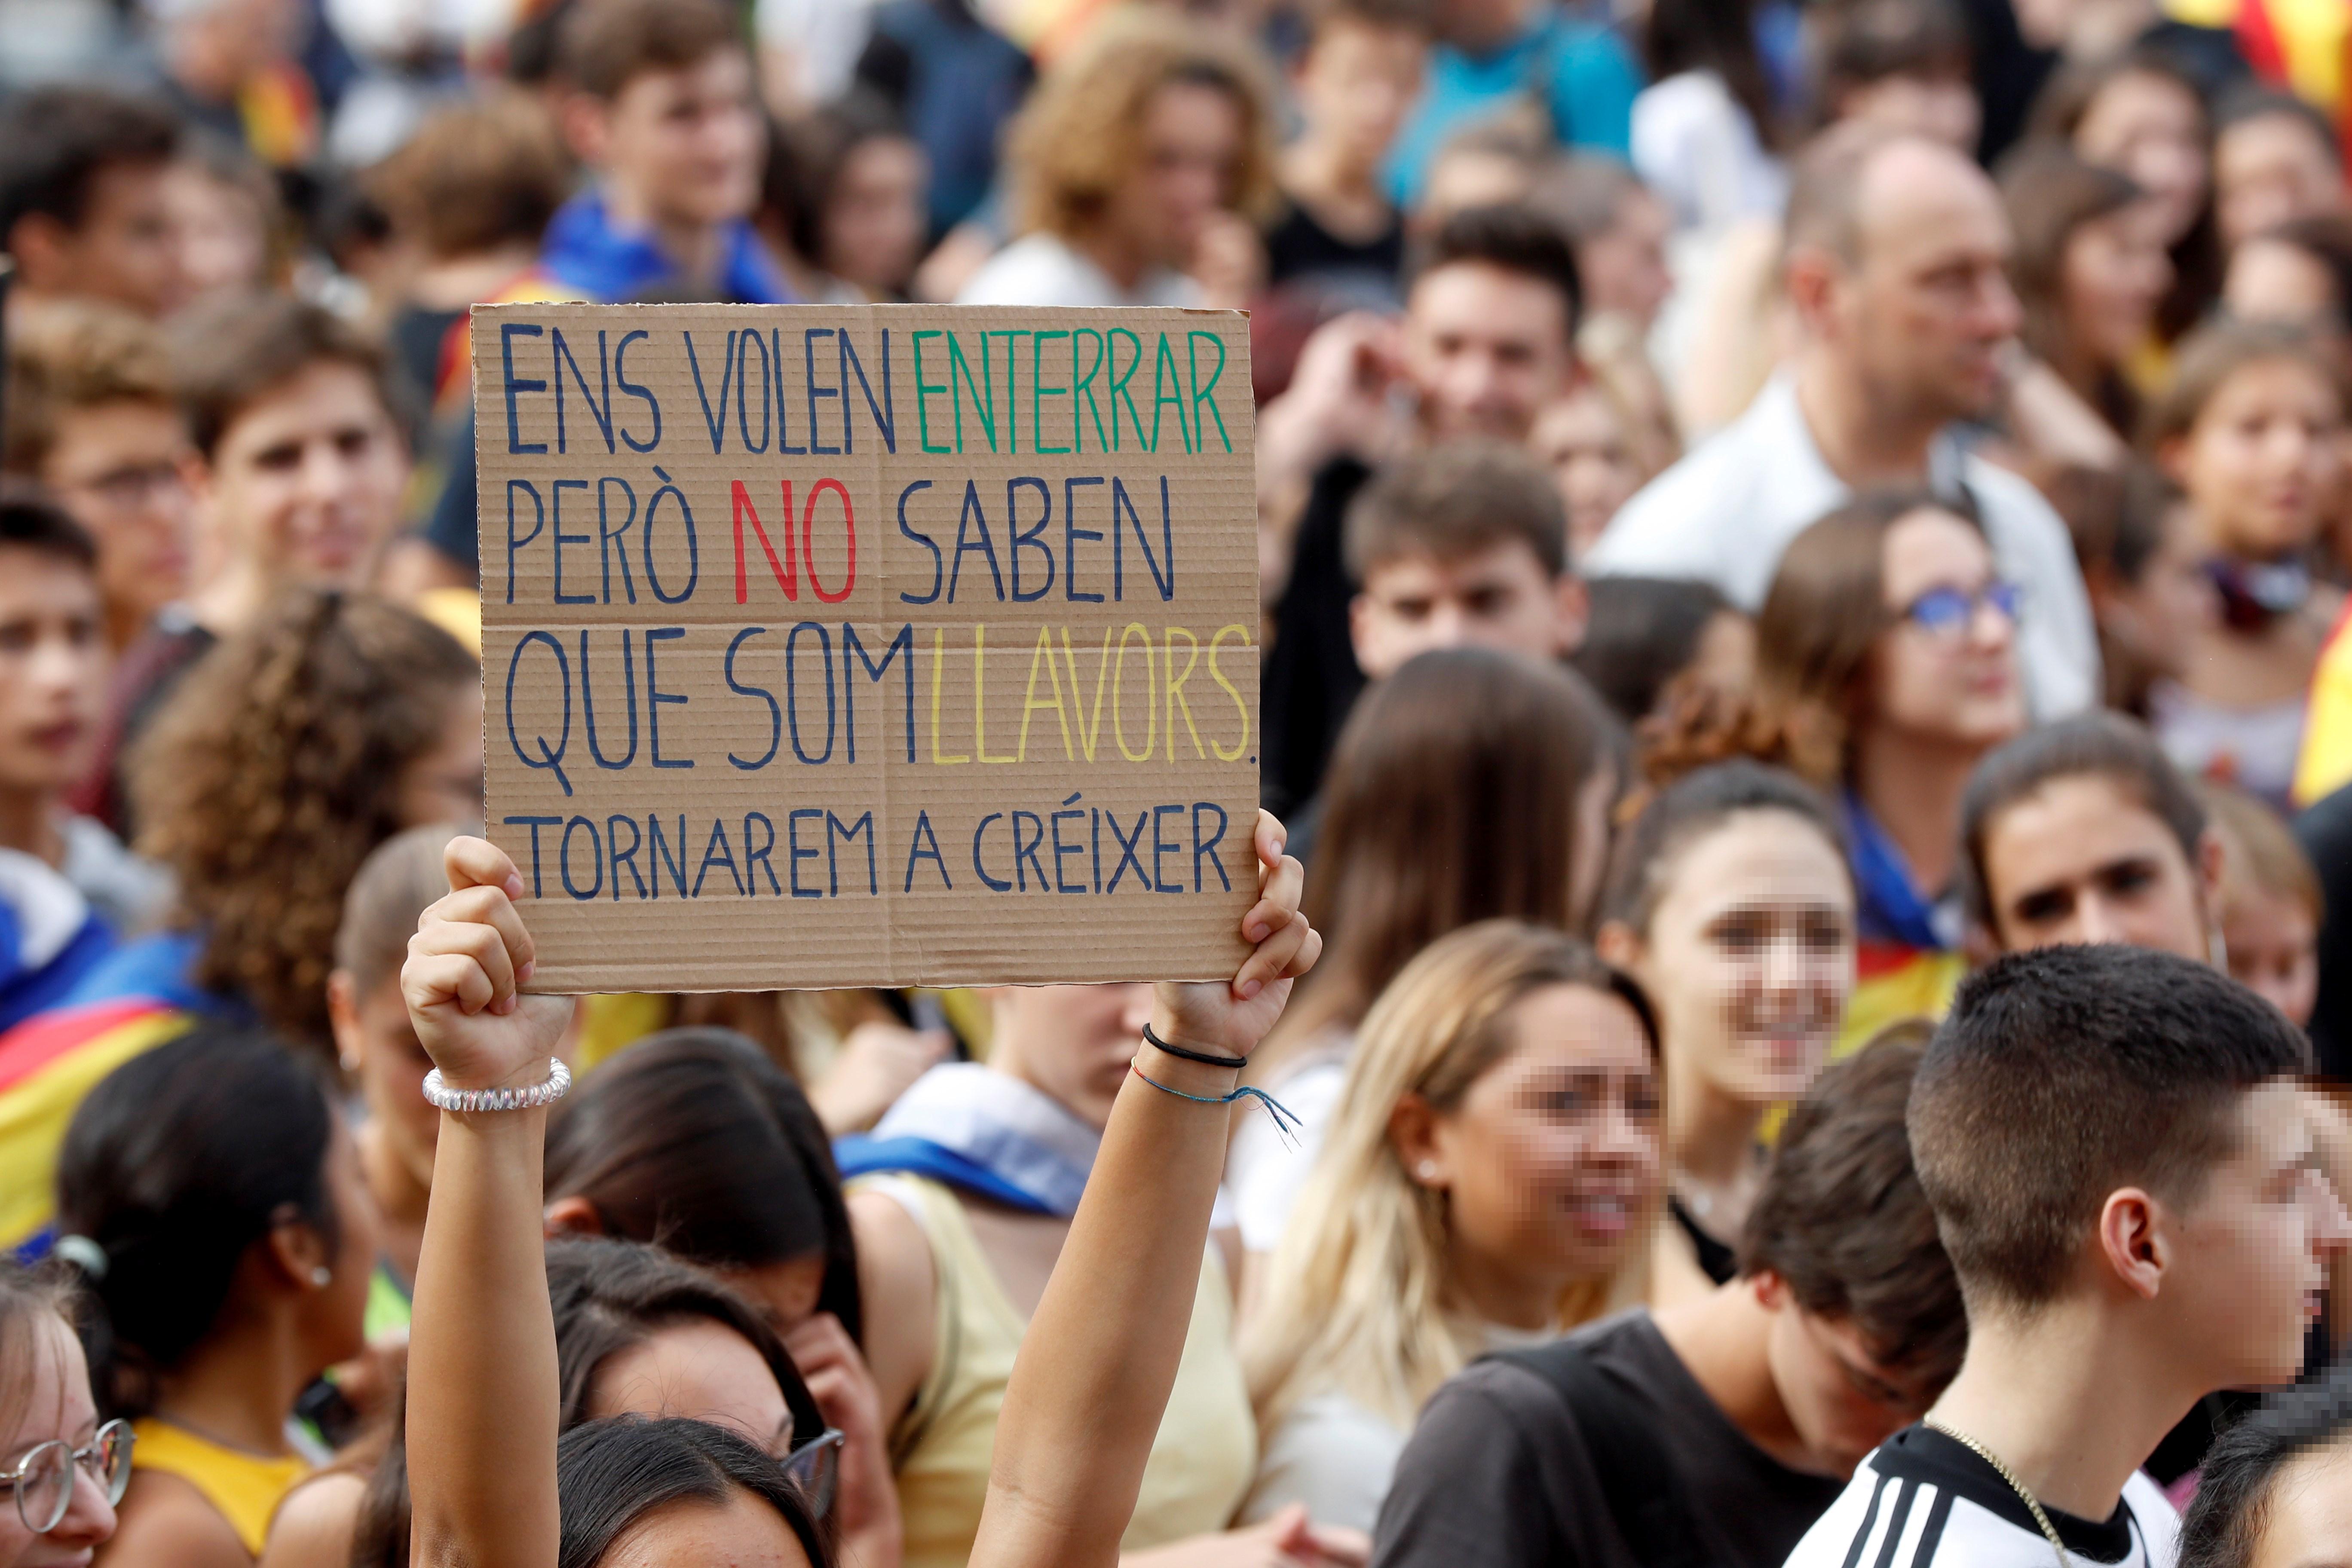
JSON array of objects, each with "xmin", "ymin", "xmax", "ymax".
[
  {"xmin": 545, "ymin": 1029, "xmax": 862, "ymax": 1343},
  {"xmin": 54, "ymin": 1025, "xmax": 335, "ymax": 1416}
]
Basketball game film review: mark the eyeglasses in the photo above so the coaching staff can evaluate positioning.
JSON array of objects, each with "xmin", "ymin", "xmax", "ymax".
[
  {"xmin": 781, "ymin": 1427, "xmax": 843, "ymax": 1520},
  {"xmin": 1902, "ymin": 580, "xmax": 2023, "ymax": 637},
  {"xmin": 0, "ymin": 1419, "xmax": 132, "ymax": 1534}
]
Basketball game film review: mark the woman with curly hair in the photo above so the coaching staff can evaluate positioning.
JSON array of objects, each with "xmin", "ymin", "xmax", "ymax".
[{"xmin": 0, "ymin": 588, "xmax": 477, "ymax": 1253}]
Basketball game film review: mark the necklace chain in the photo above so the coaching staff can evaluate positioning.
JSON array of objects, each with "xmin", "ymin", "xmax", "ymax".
[{"xmin": 1921, "ymin": 1418, "xmax": 2070, "ymax": 1568}]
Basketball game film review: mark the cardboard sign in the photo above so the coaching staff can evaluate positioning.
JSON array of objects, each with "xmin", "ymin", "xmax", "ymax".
[{"xmin": 477, "ymin": 303, "xmax": 1258, "ymax": 992}]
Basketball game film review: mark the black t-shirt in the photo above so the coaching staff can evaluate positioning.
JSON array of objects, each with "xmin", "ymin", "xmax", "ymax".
[
  {"xmin": 1261, "ymin": 456, "xmax": 1371, "ymax": 819},
  {"xmin": 1370, "ymin": 1310, "xmax": 1845, "ymax": 1568},
  {"xmin": 1263, "ymin": 202, "xmax": 1406, "ymax": 298}
]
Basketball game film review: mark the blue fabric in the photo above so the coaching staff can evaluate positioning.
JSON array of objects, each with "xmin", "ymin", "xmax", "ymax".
[
  {"xmin": 0, "ymin": 912, "xmax": 115, "ymax": 1035},
  {"xmin": 1841, "ymin": 791, "xmax": 1951, "ymax": 953},
  {"xmin": 833, "ymin": 1135, "xmax": 1060, "ymax": 1216},
  {"xmin": 55, "ymin": 929, "xmax": 233, "ymax": 1018},
  {"xmin": 1383, "ymin": 7, "xmax": 1641, "ymax": 207},
  {"xmin": 540, "ymin": 191, "xmax": 796, "ymax": 305}
]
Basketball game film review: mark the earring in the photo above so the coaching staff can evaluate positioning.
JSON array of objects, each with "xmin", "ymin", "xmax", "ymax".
[
  {"xmin": 310, "ymin": 1267, "xmax": 332, "ymax": 1288},
  {"xmin": 1416, "ymin": 1161, "xmax": 1439, "ymax": 1181}
]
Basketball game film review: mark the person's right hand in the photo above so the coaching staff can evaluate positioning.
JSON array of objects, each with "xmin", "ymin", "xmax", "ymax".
[
  {"xmin": 1280, "ymin": 312, "xmax": 1407, "ymax": 457},
  {"xmin": 403, "ymin": 835, "xmax": 575, "ymax": 1093},
  {"xmin": 1120, "ymin": 1509, "xmax": 1371, "ymax": 1568},
  {"xmin": 811, "ymin": 1020, "xmax": 954, "ymax": 1134}
]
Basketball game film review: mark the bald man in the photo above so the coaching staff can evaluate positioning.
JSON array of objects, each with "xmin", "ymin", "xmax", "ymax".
[{"xmin": 1585, "ymin": 128, "xmax": 2099, "ymax": 719}]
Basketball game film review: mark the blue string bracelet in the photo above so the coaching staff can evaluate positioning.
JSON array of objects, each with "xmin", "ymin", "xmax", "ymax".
[{"xmin": 1130, "ymin": 1063, "xmax": 1305, "ymax": 1148}]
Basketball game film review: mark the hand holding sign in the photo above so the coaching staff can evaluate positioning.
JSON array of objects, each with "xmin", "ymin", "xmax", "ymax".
[{"xmin": 1148, "ymin": 810, "xmax": 1317, "ymax": 1061}]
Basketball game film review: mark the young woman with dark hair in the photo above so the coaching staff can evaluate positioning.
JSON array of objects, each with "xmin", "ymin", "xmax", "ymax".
[
  {"xmin": 0, "ymin": 1263, "xmax": 128, "ymax": 1565},
  {"xmin": 1596, "ymin": 761, "xmax": 1856, "ymax": 1302},
  {"xmin": 398, "ymin": 824, "xmax": 1317, "ymax": 1568},
  {"xmin": 55, "ymin": 1025, "xmax": 376, "ymax": 1565},
  {"xmin": 1646, "ymin": 489, "xmax": 2025, "ymax": 1047},
  {"xmin": 1231, "ymin": 646, "xmax": 1619, "ymax": 1271}
]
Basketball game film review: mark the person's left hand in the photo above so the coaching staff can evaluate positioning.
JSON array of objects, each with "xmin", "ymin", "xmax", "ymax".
[{"xmin": 1151, "ymin": 812, "xmax": 1317, "ymax": 1060}]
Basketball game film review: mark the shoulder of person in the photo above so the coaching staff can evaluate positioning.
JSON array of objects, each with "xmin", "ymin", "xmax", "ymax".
[
  {"xmin": 956, "ymin": 235, "xmax": 1086, "ymax": 306},
  {"xmin": 2121, "ymin": 1467, "xmax": 2183, "ymax": 1561},
  {"xmin": 846, "ymin": 1182, "xmax": 940, "ymax": 1417},
  {"xmin": 103, "ymin": 1468, "xmax": 252, "ymax": 1568},
  {"xmin": 254, "ymin": 1470, "xmax": 366, "ymax": 1568}
]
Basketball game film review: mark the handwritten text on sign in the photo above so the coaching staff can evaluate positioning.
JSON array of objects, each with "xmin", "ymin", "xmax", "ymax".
[{"xmin": 478, "ymin": 303, "xmax": 1258, "ymax": 992}]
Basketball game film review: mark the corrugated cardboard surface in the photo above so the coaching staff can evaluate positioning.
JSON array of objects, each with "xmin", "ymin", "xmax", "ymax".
[{"xmin": 477, "ymin": 303, "xmax": 1258, "ymax": 991}]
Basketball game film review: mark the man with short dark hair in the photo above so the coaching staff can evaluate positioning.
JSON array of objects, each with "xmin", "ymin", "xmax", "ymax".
[
  {"xmin": 0, "ymin": 87, "xmax": 186, "ymax": 323},
  {"xmin": 1585, "ymin": 127, "xmax": 2099, "ymax": 721},
  {"xmin": 1782, "ymin": 944, "xmax": 2349, "ymax": 1568},
  {"xmin": 1372, "ymin": 1038, "xmax": 1965, "ymax": 1568},
  {"xmin": 1259, "ymin": 202, "xmax": 1585, "ymax": 812},
  {"xmin": 543, "ymin": 0, "xmax": 788, "ymax": 303}
]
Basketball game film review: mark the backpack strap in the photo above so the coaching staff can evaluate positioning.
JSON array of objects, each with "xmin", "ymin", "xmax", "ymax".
[{"xmin": 1487, "ymin": 1339, "xmax": 1709, "ymax": 1568}]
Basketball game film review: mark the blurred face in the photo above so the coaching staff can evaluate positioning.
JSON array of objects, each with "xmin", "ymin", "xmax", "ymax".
[
  {"xmin": 602, "ymin": 1490, "xmax": 810, "ymax": 1568},
  {"xmin": 0, "ymin": 1317, "xmax": 117, "ymax": 1566},
  {"xmin": 2162, "ymin": 1081, "xmax": 2349, "ymax": 1391},
  {"xmin": 1760, "ymin": 1286, "xmax": 1944, "ymax": 1477},
  {"xmin": 991, "ymin": 983, "xmax": 1155, "ymax": 1129},
  {"xmin": 2217, "ymin": 112, "xmax": 2346, "ymax": 253},
  {"xmin": 1979, "ymin": 775, "xmax": 2212, "ymax": 957},
  {"xmin": 0, "ymin": 549, "xmax": 105, "ymax": 801},
  {"xmin": 1403, "ymin": 262, "xmax": 1576, "ymax": 442},
  {"xmin": 2071, "ymin": 70, "xmax": 2211, "ymax": 248},
  {"xmin": 1351, "ymin": 542, "xmax": 1578, "ymax": 680},
  {"xmin": 821, "ymin": 136, "xmax": 927, "ymax": 298},
  {"xmin": 2102, "ymin": 500, "xmax": 2219, "ymax": 683},
  {"xmin": 8, "ymin": 162, "xmax": 189, "ymax": 318},
  {"xmin": 335, "ymin": 977, "xmax": 441, "ymax": 1193},
  {"xmin": 2060, "ymin": 202, "xmax": 2174, "ymax": 369},
  {"xmin": 1101, "ymin": 81, "xmax": 1245, "ymax": 270},
  {"xmin": 1296, "ymin": 18, "xmax": 1424, "ymax": 173},
  {"xmin": 1866, "ymin": 509, "xmax": 2025, "ymax": 753},
  {"xmin": 717, "ymin": 1255, "xmax": 828, "ymax": 1333},
  {"xmin": 163, "ymin": 162, "xmax": 268, "ymax": 300},
  {"xmin": 587, "ymin": 49, "xmax": 765, "ymax": 234},
  {"xmin": 398, "ymin": 686, "xmax": 485, "ymax": 829},
  {"xmin": 1614, "ymin": 811, "xmax": 1856, "ymax": 1111},
  {"xmin": 2225, "ymin": 236, "xmax": 2340, "ymax": 325},
  {"xmin": 1415, "ymin": 150, "xmax": 1533, "ymax": 234},
  {"xmin": 590, "ymin": 1318, "xmax": 793, "ymax": 1458},
  {"xmin": 1533, "ymin": 390, "xmax": 1649, "ymax": 557},
  {"xmin": 2246, "ymin": 1439, "xmax": 2352, "ymax": 1568},
  {"xmin": 1832, "ymin": 147, "xmax": 2023, "ymax": 426},
  {"xmin": 310, "ymin": 1118, "xmax": 380, "ymax": 1372},
  {"xmin": 2225, "ymin": 886, "xmax": 2319, "ymax": 1029},
  {"xmin": 1835, "ymin": 72, "xmax": 1981, "ymax": 153},
  {"xmin": 2172, "ymin": 358, "xmax": 2346, "ymax": 560},
  {"xmin": 196, "ymin": 360, "xmax": 407, "ymax": 592},
  {"xmin": 1420, "ymin": 984, "xmax": 1663, "ymax": 1286},
  {"xmin": 36, "ymin": 400, "xmax": 193, "ymax": 640},
  {"xmin": 1574, "ymin": 189, "xmax": 1673, "ymax": 331}
]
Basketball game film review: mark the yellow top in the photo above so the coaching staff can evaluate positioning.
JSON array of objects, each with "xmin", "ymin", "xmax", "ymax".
[
  {"xmin": 857, "ymin": 1173, "xmax": 1256, "ymax": 1568},
  {"xmin": 129, "ymin": 1418, "xmax": 310, "ymax": 1557}
]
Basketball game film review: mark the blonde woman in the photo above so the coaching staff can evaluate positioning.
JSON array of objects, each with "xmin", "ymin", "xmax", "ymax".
[{"xmin": 1240, "ymin": 921, "xmax": 1664, "ymax": 1534}]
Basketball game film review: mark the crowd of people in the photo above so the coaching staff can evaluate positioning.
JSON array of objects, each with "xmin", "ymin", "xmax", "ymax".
[{"xmin": 6, "ymin": 0, "xmax": 2352, "ymax": 1564}]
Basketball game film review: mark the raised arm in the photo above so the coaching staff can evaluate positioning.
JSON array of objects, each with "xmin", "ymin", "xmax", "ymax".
[
  {"xmin": 402, "ymin": 837, "xmax": 576, "ymax": 1568},
  {"xmin": 971, "ymin": 813, "xmax": 1320, "ymax": 1568}
]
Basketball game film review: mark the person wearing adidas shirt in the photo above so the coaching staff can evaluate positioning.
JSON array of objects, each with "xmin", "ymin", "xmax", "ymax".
[{"xmin": 1782, "ymin": 945, "xmax": 2351, "ymax": 1568}]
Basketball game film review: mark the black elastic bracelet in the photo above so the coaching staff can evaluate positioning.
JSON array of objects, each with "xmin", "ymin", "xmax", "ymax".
[{"xmin": 1141, "ymin": 1023, "xmax": 1246, "ymax": 1070}]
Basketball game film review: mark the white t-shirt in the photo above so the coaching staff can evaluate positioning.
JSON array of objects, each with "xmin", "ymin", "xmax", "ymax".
[
  {"xmin": 1782, "ymin": 1427, "xmax": 2180, "ymax": 1568},
  {"xmin": 1632, "ymin": 70, "xmax": 1787, "ymax": 234},
  {"xmin": 956, "ymin": 233, "xmax": 1206, "ymax": 309},
  {"xmin": 1585, "ymin": 375, "xmax": 2101, "ymax": 722}
]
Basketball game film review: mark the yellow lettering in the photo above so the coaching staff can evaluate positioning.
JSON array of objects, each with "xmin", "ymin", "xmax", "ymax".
[
  {"xmin": 974, "ymin": 624, "xmax": 1017, "ymax": 763},
  {"xmin": 1207, "ymin": 624, "xmax": 1252, "ymax": 762},
  {"xmin": 928, "ymin": 628, "xmax": 969, "ymax": 764},
  {"xmin": 1018, "ymin": 625, "xmax": 1073, "ymax": 761},
  {"xmin": 1163, "ymin": 626, "xmax": 1203, "ymax": 760}
]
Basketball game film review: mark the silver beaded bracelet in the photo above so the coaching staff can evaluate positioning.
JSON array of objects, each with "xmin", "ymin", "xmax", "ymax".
[{"xmin": 423, "ymin": 1058, "xmax": 572, "ymax": 1113}]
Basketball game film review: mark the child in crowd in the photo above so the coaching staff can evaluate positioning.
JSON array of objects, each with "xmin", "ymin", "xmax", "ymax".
[
  {"xmin": 2045, "ymin": 462, "xmax": 2219, "ymax": 719},
  {"xmin": 1530, "ymin": 156, "xmax": 1675, "ymax": 333},
  {"xmin": 1810, "ymin": 0, "xmax": 1979, "ymax": 151},
  {"xmin": 773, "ymin": 90, "xmax": 931, "ymax": 303},
  {"xmin": 1598, "ymin": 763, "xmax": 1854, "ymax": 1299},
  {"xmin": 0, "ymin": 493, "xmax": 156, "ymax": 1034},
  {"xmin": 2147, "ymin": 322, "xmax": 2348, "ymax": 809},
  {"xmin": 0, "ymin": 87, "xmax": 187, "ymax": 324},
  {"xmin": 2212, "ymin": 87, "xmax": 2346, "ymax": 254},
  {"xmin": 1961, "ymin": 712, "xmax": 2222, "ymax": 964},
  {"xmin": 1572, "ymin": 578, "xmax": 1751, "ymax": 727},
  {"xmin": 57, "ymin": 1026, "xmax": 377, "ymax": 1565},
  {"xmin": 1243, "ymin": 921, "xmax": 1663, "ymax": 1533},
  {"xmin": 1530, "ymin": 322, "xmax": 1679, "ymax": 560},
  {"xmin": 1345, "ymin": 443, "xmax": 1588, "ymax": 685},
  {"xmin": 1372, "ymin": 1026, "xmax": 1963, "ymax": 1568},
  {"xmin": 1234, "ymin": 648, "xmax": 1620, "ymax": 1268},
  {"xmin": 1264, "ymin": 0, "xmax": 1427, "ymax": 303},
  {"xmin": 162, "ymin": 135, "xmax": 280, "ymax": 304},
  {"xmin": 2202, "ymin": 782, "xmax": 2322, "ymax": 1027},
  {"xmin": 542, "ymin": 0, "xmax": 785, "ymax": 304},
  {"xmin": 1784, "ymin": 944, "xmax": 2348, "ymax": 1566},
  {"xmin": 1, "ymin": 308, "xmax": 194, "ymax": 655},
  {"xmin": 2223, "ymin": 211, "xmax": 2352, "ymax": 334}
]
